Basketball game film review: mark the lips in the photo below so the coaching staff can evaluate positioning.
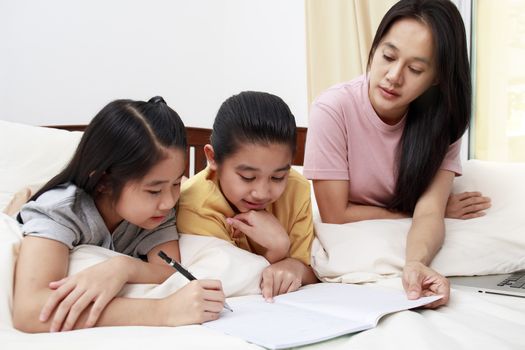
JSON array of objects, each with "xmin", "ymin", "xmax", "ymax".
[
  {"xmin": 242, "ymin": 200, "xmax": 268, "ymax": 210},
  {"xmin": 379, "ymin": 86, "xmax": 400, "ymax": 98},
  {"xmin": 151, "ymin": 215, "xmax": 166, "ymax": 222}
]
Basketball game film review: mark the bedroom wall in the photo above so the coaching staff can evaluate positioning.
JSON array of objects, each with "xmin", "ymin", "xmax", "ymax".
[{"xmin": 0, "ymin": 0, "xmax": 308, "ymax": 128}]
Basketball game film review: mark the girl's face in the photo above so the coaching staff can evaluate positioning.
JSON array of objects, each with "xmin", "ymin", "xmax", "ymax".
[
  {"xmin": 97, "ymin": 148, "xmax": 186, "ymax": 232},
  {"xmin": 368, "ymin": 18, "xmax": 437, "ymax": 124},
  {"xmin": 207, "ymin": 142, "xmax": 292, "ymax": 213}
]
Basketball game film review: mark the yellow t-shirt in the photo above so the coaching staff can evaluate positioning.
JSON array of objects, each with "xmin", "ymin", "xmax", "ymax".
[{"xmin": 177, "ymin": 166, "xmax": 314, "ymax": 266}]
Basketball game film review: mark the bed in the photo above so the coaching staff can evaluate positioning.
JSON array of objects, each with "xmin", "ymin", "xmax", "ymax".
[{"xmin": 1, "ymin": 119, "xmax": 524, "ymax": 350}]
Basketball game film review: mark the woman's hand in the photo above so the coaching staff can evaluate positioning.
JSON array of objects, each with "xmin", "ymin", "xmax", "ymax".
[
  {"xmin": 402, "ymin": 261, "xmax": 450, "ymax": 309},
  {"xmin": 227, "ymin": 210, "xmax": 290, "ymax": 262},
  {"xmin": 445, "ymin": 191, "xmax": 491, "ymax": 219},
  {"xmin": 39, "ymin": 255, "xmax": 130, "ymax": 332},
  {"xmin": 260, "ymin": 258, "xmax": 306, "ymax": 302},
  {"xmin": 159, "ymin": 280, "xmax": 225, "ymax": 326}
]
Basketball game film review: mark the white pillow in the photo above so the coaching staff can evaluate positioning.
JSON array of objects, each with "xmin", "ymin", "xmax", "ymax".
[
  {"xmin": 0, "ymin": 120, "xmax": 82, "ymax": 211},
  {"xmin": 311, "ymin": 160, "xmax": 525, "ymax": 283},
  {"xmin": 67, "ymin": 234, "xmax": 268, "ymax": 298}
]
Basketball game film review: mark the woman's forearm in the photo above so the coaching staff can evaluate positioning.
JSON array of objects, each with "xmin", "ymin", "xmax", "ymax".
[
  {"xmin": 338, "ymin": 203, "xmax": 408, "ymax": 223},
  {"xmin": 405, "ymin": 213, "xmax": 445, "ymax": 265}
]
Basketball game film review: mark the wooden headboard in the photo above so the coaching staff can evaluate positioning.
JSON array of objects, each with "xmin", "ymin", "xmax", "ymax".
[{"xmin": 47, "ymin": 125, "xmax": 307, "ymax": 177}]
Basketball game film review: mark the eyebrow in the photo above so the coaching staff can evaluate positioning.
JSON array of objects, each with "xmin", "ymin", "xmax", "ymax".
[
  {"xmin": 235, "ymin": 164, "xmax": 291, "ymax": 172},
  {"xmin": 144, "ymin": 169, "xmax": 185, "ymax": 186},
  {"xmin": 382, "ymin": 42, "xmax": 431, "ymax": 65}
]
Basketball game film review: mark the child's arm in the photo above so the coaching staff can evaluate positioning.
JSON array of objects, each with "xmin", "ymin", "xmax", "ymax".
[
  {"xmin": 227, "ymin": 210, "xmax": 290, "ymax": 263},
  {"xmin": 260, "ymin": 258, "xmax": 318, "ymax": 301},
  {"xmin": 13, "ymin": 236, "xmax": 225, "ymax": 333}
]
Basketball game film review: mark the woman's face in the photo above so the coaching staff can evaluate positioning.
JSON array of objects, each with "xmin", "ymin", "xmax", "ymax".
[{"xmin": 368, "ymin": 18, "xmax": 437, "ymax": 124}]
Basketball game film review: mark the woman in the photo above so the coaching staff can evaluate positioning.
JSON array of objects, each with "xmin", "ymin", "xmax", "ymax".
[{"xmin": 303, "ymin": 0, "xmax": 490, "ymax": 308}]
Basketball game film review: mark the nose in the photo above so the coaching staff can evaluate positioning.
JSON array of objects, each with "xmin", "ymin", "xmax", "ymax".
[
  {"xmin": 159, "ymin": 189, "xmax": 178, "ymax": 210},
  {"xmin": 386, "ymin": 62, "xmax": 403, "ymax": 86},
  {"xmin": 251, "ymin": 181, "xmax": 270, "ymax": 202}
]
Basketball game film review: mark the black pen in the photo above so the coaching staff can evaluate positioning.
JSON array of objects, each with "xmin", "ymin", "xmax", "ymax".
[{"xmin": 158, "ymin": 250, "xmax": 233, "ymax": 312}]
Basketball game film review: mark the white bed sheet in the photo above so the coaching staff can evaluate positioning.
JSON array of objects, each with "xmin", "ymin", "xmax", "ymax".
[
  {"xmin": 2, "ymin": 279, "xmax": 524, "ymax": 350},
  {"xmin": 2, "ymin": 212, "xmax": 524, "ymax": 350}
]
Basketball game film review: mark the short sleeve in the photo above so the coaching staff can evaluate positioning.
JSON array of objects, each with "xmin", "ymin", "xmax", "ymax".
[
  {"xmin": 303, "ymin": 99, "xmax": 350, "ymax": 180},
  {"xmin": 20, "ymin": 202, "xmax": 80, "ymax": 249},
  {"xmin": 440, "ymin": 138, "xmax": 462, "ymax": 176}
]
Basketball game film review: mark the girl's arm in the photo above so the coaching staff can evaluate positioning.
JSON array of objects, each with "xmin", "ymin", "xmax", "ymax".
[
  {"xmin": 312, "ymin": 180, "xmax": 409, "ymax": 224},
  {"xmin": 13, "ymin": 236, "xmax": 225, "ymax": 333},
  {"xmin": 402, "ymin": 169, "xmax": 454, "ymax": 308}
]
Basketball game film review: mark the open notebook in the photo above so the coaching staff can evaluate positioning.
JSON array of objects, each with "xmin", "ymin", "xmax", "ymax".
[{"xmin": 204, "ymin": 283, "xmax": 441, "ymax": 349}]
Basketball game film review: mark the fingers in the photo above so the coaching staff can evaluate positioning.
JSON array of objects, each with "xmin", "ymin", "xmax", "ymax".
[
  {"xmin": 84, "ymin": 293, "xmax": 114, "ymax": 329},
  {"xmin": 404, "ymin": 270, "xmax": 423, "ymax": 300},
  {"xmin": 48, "ymin": 277, "xmax": 68, "ymax": 290},
  {"xmin": 261, "ymin": 272, "xmax": 274, "ymax": 302},
  {"xmin": 40, "ymin": 281, "xmax": 76, "ymax": 322},
  {"xmin": 62, "ymin": 291, "xmax": 98, "ymax": 331},
  {"xmin": 197, "ymin": 279, "xmax": 224, "ymax": 291},
  {"xmin": 48, "ymin": 288, "xmax": 86, "ymax": 332},
  {"xmin": 226, "ymin": 218, "xmax": 252, "ymax": 236},
  {"xmin": 454, "ymin": 191, "xmax": 482, "ymax": 201},
  {"xmin": 449, "ymin": 192, "xmax": 491, "ymax": 219}
]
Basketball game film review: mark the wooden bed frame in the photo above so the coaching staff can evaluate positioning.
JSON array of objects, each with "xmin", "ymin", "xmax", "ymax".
[{"xmin": 47, "ymin": 125, "xmax": 307, "ymax": 177}]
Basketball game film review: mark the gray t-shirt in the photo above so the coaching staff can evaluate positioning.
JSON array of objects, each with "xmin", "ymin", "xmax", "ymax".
[{"xmin": 19, "ymin": 183, "xmax": 179, "ymax": 259}]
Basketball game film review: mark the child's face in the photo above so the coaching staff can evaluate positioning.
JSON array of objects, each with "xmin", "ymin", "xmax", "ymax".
[
  {"xmin": 211, "ymin": 142, "xmax": 292, "ymax": 213},
  {"xmin": 103, "ymin": 148, "xmax": 186, "ymax": 231}
]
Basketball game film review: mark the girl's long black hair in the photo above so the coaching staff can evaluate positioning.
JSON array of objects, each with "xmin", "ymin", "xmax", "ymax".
[
  {"xmin": 18, "ymin": 96, "xmax": 186, "ymax": 222},
  {"xmin": 367, "ymin": 0, "xmax": 471, "ymax": 213}
]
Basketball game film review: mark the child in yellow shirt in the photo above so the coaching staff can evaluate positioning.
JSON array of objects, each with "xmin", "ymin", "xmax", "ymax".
[{"xmin": 177, "ymin": 91, "xmax": 318, "ymax": 301}]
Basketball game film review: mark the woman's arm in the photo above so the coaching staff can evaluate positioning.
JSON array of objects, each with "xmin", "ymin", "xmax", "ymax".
[
  {"xmin": 402, "ymin": 169, "xmax": 454, "ymax": 308},
  {"xmin": 312, "ymin": 180, "xmax": 408, "ymax": 224}
]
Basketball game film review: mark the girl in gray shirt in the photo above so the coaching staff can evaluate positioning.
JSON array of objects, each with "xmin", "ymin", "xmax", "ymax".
[{"xmin": 13, "ymin": 96, "xmax": 226, "ymax": 333}]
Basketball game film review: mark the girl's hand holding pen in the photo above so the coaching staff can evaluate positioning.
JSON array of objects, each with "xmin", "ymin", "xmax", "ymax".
[{"xmin": 159, "ymin": 280, "xmax": 226, "ymax": 325}]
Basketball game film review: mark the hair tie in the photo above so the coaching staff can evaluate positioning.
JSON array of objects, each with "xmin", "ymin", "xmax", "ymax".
[{"xmin": 149, "ymin": 96, "xmax": 166, "ymax": 104}]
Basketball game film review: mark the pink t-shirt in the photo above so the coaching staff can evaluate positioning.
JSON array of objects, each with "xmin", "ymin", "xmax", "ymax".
[{"xmin": 303, "ymin": 74, "xmax": 462, "ymax": 207}]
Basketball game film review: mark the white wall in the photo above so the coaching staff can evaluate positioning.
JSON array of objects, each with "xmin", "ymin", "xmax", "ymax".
[{"xmin": 0, "ymin": 0, "xmax": 308, "ymax": 128}]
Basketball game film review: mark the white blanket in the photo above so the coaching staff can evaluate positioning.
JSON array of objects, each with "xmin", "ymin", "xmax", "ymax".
[{"xmin": 2, "ymin": 213, "xmax": 525, "ymax": 350}]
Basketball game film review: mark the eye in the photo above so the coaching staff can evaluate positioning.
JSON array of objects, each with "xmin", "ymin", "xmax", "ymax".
[
  {"xmin": 239, "ymin": 175, "xmax": 255, "ymax": 182},
  {"xmin": 271, "ymin": 176, "xmax": 285, "ymax": 182},
  {"xmin": 409, "ymin": 67, "xmax": 423, "ymax": 75},
  {"xmin": 383, "ymin": 54, "xmax": 395, "ymax": 62},
  {"xmin": 147, "ymin": 190, "xmax": 161, "ymax": 196}
]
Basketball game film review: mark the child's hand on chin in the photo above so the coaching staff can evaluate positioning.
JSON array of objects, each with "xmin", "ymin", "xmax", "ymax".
[{"xmin": 226, "ymin": 210, "xmax": 290, "ymax": 262}]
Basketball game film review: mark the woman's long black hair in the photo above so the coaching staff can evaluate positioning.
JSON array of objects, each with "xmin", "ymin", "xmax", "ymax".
[
  {"xmin": 18, "ymin": 96, "xmax": 186, "ymax": 222},
  {"xmin": 367, "ymin": 0, "xmax": 471, "ymax": 213}
]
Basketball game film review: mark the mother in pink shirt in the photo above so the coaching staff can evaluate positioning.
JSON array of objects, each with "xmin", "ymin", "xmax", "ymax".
[{"xmin": 304, "ymin": 0, "xmax": 490, "ymax": 308}]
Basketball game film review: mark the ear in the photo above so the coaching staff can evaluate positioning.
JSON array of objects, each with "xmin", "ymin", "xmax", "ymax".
[
  {"xmin": 93, "ymin": 172, "xmax": 112, "ymax": 194},
  {"xmin": 203, "ymin": 144, "xmax": 218, "ymax": 171}
]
